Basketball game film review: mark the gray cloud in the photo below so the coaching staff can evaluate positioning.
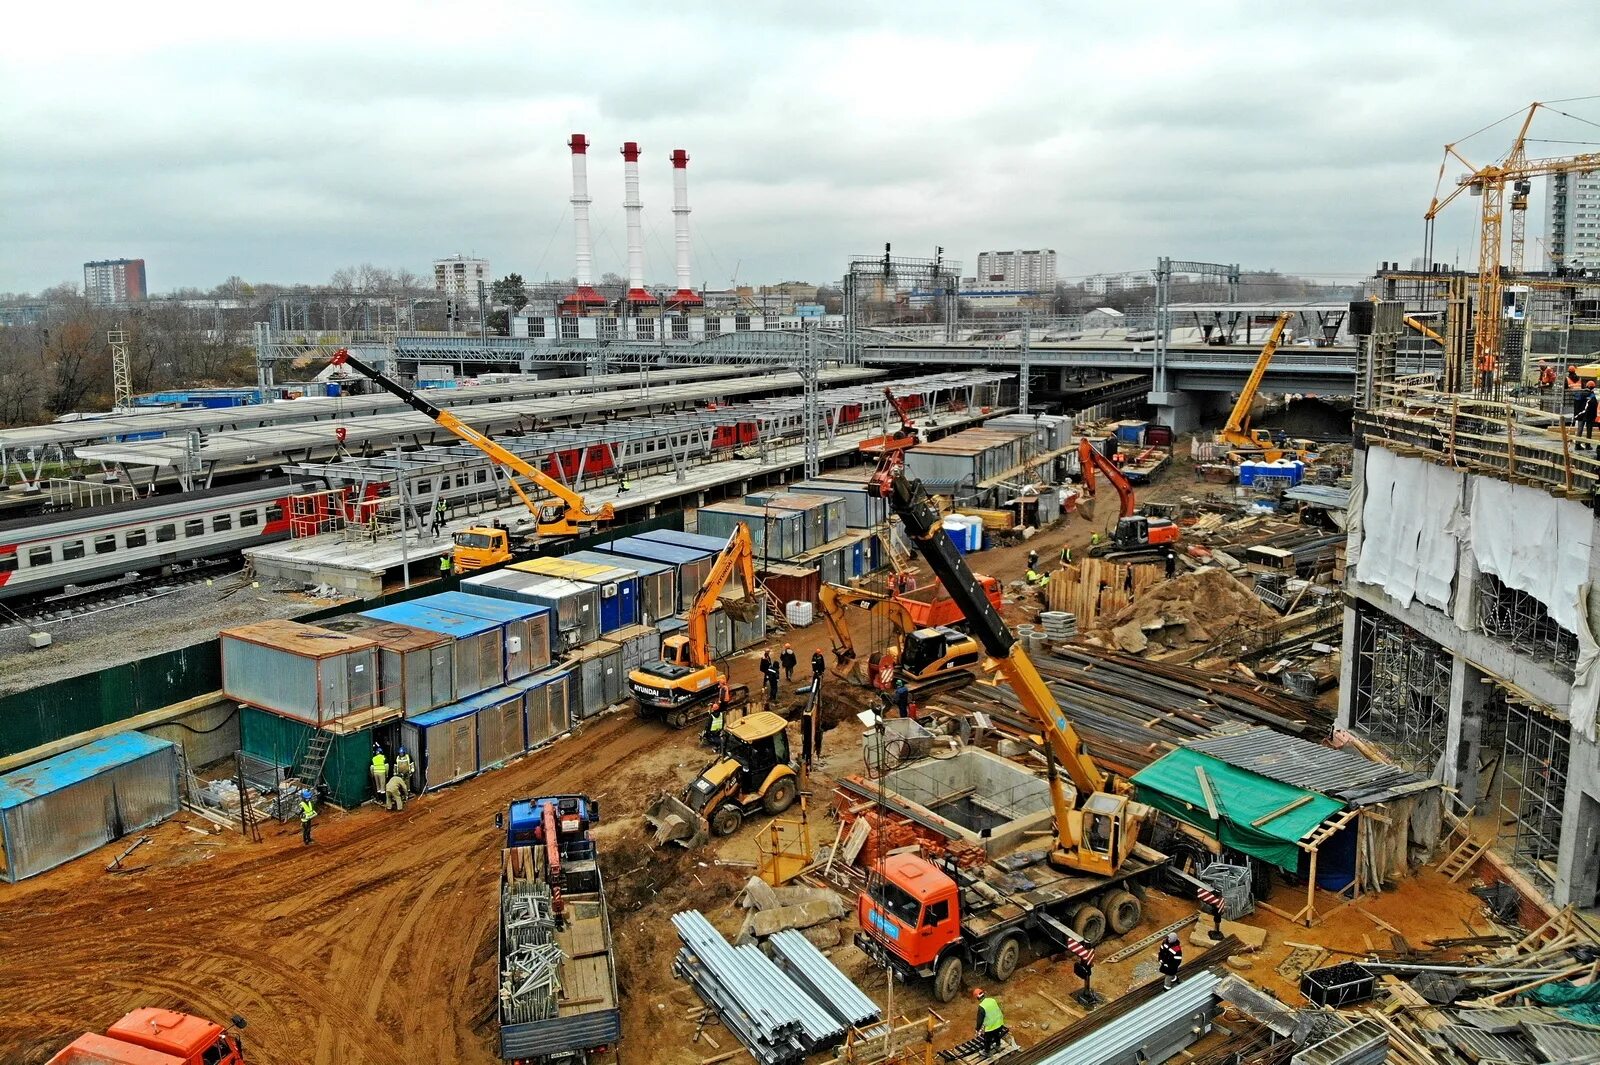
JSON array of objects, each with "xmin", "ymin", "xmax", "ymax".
[{"xmin": 4, "ymin": 0, "xmax": 1600, "ymax": 293}]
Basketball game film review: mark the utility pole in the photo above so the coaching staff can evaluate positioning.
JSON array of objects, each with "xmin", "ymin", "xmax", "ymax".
[
  {"xmin": 1018, "ymin": 311, "xmax": 1031, "ymax": 414},
  {"xmin": 108, "ymin": 328, "xmax": 132, "ymax": 411},
  {"xmin": 802, "ymin": 329, "xmax": 821, "ymax": 479}
]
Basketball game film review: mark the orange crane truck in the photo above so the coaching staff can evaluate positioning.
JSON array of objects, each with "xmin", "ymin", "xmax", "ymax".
[
  {"xmin": 854, "ymin": 457, "xmax": 1220, "ymax": 1002},
  {"xmin": 47, "ymin": 1009, "xmax": 248, "ymax": 1065}
]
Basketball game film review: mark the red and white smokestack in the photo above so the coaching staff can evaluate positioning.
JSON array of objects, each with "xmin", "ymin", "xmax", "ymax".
[
  {"xmin": 621, "ymin": 142, "xmax": 656, "ymax": 307},
  {"xmin": 667, "ymin": 149, "xmax": 703, "ymax": 309},
  {"xmin": 560, "ymin": 133, "xmax": 606, "ymax": 314}
]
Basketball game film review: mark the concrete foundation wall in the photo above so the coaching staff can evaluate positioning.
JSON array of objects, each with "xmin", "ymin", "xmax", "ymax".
[{"xmin": 880, "ymin": 747, "xmax": 1054, "ymax": 856}]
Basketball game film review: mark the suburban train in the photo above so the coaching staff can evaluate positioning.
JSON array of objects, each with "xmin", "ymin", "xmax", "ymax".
[{"xmin": 0, "ymin": 478, "xmax": 310, "ymax": 602}]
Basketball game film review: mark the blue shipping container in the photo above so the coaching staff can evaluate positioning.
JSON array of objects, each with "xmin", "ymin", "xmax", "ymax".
[
  {"xmin": 426, "ymin": 590, "xmax": 557, "ymax": 672},
  {"xmin": 595, "ymin": 538, "xmax": 715, "ymax": 612},
  {"xmin": 639, "ymin": 528, "xmax": 734, "ymax": 554}
]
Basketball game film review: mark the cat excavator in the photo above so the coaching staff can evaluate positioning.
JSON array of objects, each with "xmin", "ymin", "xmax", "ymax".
[
  {"xmin": 327, "ymin": 349, "xmax": 614, "ymax": 571},
  {"xmin": 818, "ymin": 582, "xmax": 988, "ymax": 696}
]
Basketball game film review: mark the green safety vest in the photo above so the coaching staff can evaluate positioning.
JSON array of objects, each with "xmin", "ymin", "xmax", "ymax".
[
  {"xmin": 439, "ymin": 556, "xmax": 451, "ymax": 571},
  {"xmin": 980, "ymin": 996, "xmax": 1003, "ymax": 1032},
  {"xmin": 372, "ymin": 755, "xmax": 387, "ymax": 773},
  {"xmin": 299, "ymin": 801, "xmax": 317, "ymax": 822},
  {"xmin": 709, "ymin": 712, "xmax": 724, "ymax": 732}
]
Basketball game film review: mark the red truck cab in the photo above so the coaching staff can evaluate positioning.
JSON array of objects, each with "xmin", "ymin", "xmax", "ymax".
[
  {"xmin": 901, "ymin": 573, "xmax": 1003, "ymax": 630},
  {"xmin": 49, "ymin": 1009, "xmax": 246, "ymax": 1065},
  {"xmin": 857, "ymin": 853, "xmax": 960, "ymax": 972}
]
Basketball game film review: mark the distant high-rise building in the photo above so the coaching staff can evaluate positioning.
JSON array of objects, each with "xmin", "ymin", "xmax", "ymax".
[
  {"xmin": 83, "ymin": 258, "xmax": 147, "ymax": 304},
  {"xmin": 434, "ymin": 255, "xmax": 491, "ymax": 308},
  {"xmin": 976, "ymin": 249, "xmax": 1056, "ymax": 291},
  {"xmin": 1545, "ymin": 171, "xmax": 1600, "ymax": 271}
]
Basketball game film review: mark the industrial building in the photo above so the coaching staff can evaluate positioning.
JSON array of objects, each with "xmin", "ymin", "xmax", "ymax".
[{"xmin": 83, "ymin": 257, "xmax": 147, "ymax": 304}]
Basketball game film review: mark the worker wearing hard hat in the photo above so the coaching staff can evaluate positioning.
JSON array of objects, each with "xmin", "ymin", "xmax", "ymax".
[
  {"xmin": 298, "ymin": 790, "xmax": 318, "ymax": 846},
  {"xmin": 972, "ymin": 988, "xmax": 1004, "ymax": 1055},
  {"xmin": 370, "ymin": 745, "xmax": 388, "ymax": 800},
  {"xmin": 1159, "ymin": 932, "xmax": 1184, "ymax": 988}
]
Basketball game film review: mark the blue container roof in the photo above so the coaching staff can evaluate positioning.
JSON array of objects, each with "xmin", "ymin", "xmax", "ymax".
[
  {"xmin": 0, "ymin": 732, "xmax": 174, "ymax": 810},
  {"xmin": 409, "ymin": 685, "xmax": 522, "ymax": 727},
  {"xmin": 601, "ymin": 537, "xmax": 712, "ymax": 564},
  {"xmin": 570, "ymin": 549, "xmax": 667, "ymax": 577},
  {"xmin": 427, "ymin": 591, "xmax": 550, "ymax": 623},
  {"xmin": 510, "ymin": 667, "xmax": 567, "ymax": 693},
  {"xmin": 361, "ymin": 602, "xmax": 500, "ymax": 637},
  {"xmin": 638, "ymin": 529, "xmax": 732, "ymax": 553}
]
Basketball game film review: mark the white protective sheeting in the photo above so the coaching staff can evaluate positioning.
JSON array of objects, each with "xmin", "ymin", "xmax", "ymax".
[
  {"xmin": 1571, "ymin": 584, "xmax": 1600, "ymax": 742},
  {"xmin": 1355, "ymin": 447, "xmax": 1463, "ymax": 612},
  {"xmin": 1467, "ymin": 476, "xmax": 1593, "ymax": 634}
]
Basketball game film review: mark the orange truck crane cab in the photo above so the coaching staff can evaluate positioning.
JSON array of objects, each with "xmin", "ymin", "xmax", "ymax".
[
  {"xmin": 859, "ymin": 853, "xmax": 961, "ymax": 970},
  {"xmin": 49, "ymin": 1009, "xmax": 246, "ymax": 1065}
]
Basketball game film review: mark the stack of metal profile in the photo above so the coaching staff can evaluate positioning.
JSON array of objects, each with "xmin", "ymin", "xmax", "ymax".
[
  {"xmin": 768, "ymin": 928, "xmax": 882, "ymax": 1028},
  {"xmin": 671, "ymin": 910, "xmax": 844, "ymax": 1065},
  {"xmin": 1039, "ymin": 611, "xmax": 1078, "ymax": 639},
  {"xmin": 1290, "ymin": 1018, "xmax": 1388, "ymax": 1065}
]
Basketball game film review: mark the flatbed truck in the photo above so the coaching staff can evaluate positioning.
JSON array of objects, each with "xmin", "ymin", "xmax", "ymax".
[{"xmin": 497, "ymin": 794, "xmax": 621, "ymax": 1065}]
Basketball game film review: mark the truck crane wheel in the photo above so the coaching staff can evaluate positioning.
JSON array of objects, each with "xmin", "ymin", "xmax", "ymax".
[
  {"xmin": 762, "ymin": 776, "xmax": 799, "ymax": 815},
  {"xmin": 710, "ymin": 804, "xmax": 743, "ymax": 837},
  {"xmin": 990, "ymin": 936, "xmax": 1024, "ymax": 982},
  {"xmin": 1071, "ymin": 905, "xmax": 1108, "ymax": 946},
  {"xmin": 933, "ymin": 954, "xmax": 965, "ymax": 1003},
  {"xmin": 1103, "ymin": 890, "xmax": 1143, "ymax": 936}
]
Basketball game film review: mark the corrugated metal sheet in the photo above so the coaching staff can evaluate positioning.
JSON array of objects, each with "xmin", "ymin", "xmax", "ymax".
[
  {"xmin": 1187, "ymin": 725, "xmax": 1438, "ymax": 806},
  {"xmin": 0, "ymin": 733, "xmax": 179, "ymax": 882},
  {"xmin": 239, "ymin": 707, "xmax": 374, "ymax": 808},
  {"xmin": 427, "ymin": 591, "xmax": 553, "ymax": 680},
  {"xmin": 221, "ymin": 621, "xmax": 380, "ymax": 725},
  {"xmin": 1284, "ymin": 485, "xmax": 1352, "ymax": 509},
  {"xmin": 767, "ymin": 929, "xmax": 881, "ymax": 1028},
  {"xmin": 1291, "ymin": 1019, "xmax": 1388, "ymax": 1065},
  {"xmin": 1035, "ymin": 970, "xmax": 1220, "ymax": 1065},
  {"xmin": 1437, "ymin": 1024, "xmax": 1537, "ymax": 1064}
]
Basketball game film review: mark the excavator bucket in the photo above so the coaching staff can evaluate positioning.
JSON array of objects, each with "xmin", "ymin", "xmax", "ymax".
[
  {"xmin": 721, "ymin": 594, "xmax": 761, "ymax": 624},
  {"xmin": 645, "ymin": 792, "xmax": 709, "ymax": 849}
]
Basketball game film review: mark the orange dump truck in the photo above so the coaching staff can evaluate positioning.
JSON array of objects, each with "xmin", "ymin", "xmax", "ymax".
[{"xmin": 47, "ymin": 1009, "xmax": 247, "ymax": 1065}]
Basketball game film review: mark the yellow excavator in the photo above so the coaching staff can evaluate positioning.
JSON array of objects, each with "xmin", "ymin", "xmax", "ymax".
[
  {"xmin": 328, "ymin": 349, "xmax": 613, "ymax": 571},
  {"xmin": 1217, "ymin": 312, "xmax": 1317, "ymax": 463},
  {"xmin": 818, "ymin": 582, "xmax": 983, "ymax": 697},
  {"xmin": 627, "ymin": 522, "xmax": 758, "ymax": 728}
]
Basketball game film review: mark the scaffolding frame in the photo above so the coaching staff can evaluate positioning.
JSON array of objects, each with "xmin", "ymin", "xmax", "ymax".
[
  {"xmin": 1350, "ymin": 608, "xmax": 1452, "ymax": 775},
  {"xmin": 1476, "ymin": 571, "xmax": 1578, "ymax": 673},
  {"xmin": 1494, "ymin": 695, "xmax": 1571, "ymax": 894},
  {"xmin": 842, "ymin": 248, "xmax": 963, "ymax": 357}
]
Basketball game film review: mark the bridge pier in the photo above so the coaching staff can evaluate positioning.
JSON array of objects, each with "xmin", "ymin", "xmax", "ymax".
[{"xmin": 1147, "ymin": 389, "xmax": 1199, "ymax": 434}]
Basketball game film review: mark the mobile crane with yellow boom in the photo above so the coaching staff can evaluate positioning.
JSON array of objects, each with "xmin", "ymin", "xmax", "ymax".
[{"xmin": 328, "ymin": 349, "xmax": 614, "ymax": 571}]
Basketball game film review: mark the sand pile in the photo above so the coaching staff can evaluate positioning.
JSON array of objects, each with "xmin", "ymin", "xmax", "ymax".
[{"xmin": 1082, "ymin": 567, "xmax": 1275, "ymax": 654}]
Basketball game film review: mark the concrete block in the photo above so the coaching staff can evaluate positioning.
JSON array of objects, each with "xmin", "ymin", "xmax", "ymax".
[
  {"xmin": 739, "ymin": 876, "xmax": 781, "ymax": 911},
  {"xmin": 744, "ymin": 899, "xmax": 846, "ymax": 938},
  {"xmin": 801, "ymin": 922, "xmax": 843, "ymax": 949},
  {"xmin": 26, "ymin": 631, "xmax": 52, "ymax": 649},
  {"xmin": 1192, "ymin": 918, "xmax": 1268, "ymax": 952}
]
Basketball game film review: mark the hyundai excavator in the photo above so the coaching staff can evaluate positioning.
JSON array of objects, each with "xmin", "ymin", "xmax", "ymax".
[
  {"xmin": 627, "ymin": 523, "xmax": 757, "ymax": 728},
  {"xmin": 855, "ymin": 455, "xmax": 1219, "ymax": 1001},
  {"xmin": 1078, "ymin": 438, "xmax": 1180, "ymax": 558},
  {"xmin": 818, "ymin": 582, "xmax": 989, "ymax": 696},
  {"xmin": 328, "ymin": 349, "xmax": 614, "ymax": 571},
  {"xmin": 1217, "ymin": 311, "xmax": 1317, "ymax": 463}
]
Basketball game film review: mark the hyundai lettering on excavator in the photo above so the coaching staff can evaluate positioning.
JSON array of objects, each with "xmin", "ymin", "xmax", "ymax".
[
  {"xmin": 1077, "ymin": 438, "xmax": 1181, "ymax": 558},
  {"xmin": 627, "ymin": 522, "xmax": 757, "ymax": 728},
  {"xmin": 48, "ymin": 1009, "xmax": 248, "ymax": 1065},
  {"xmin": 854, "ymin": 455, "xmax": 1219, "ymax": 1001},
  {"xmin": 328, "ymin": 349, "xmax": 613, "ymax": 571}
]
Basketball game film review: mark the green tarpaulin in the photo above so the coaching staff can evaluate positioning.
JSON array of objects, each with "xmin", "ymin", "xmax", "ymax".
[{"xmin": 1131, "ymin": 748, "xmax": 1343, "ymax": 870}]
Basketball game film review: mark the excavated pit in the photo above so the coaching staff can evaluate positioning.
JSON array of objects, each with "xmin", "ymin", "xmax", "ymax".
[{"xmin": 878, "ymin": 746, "xmax": 1055, "ymax": 856}]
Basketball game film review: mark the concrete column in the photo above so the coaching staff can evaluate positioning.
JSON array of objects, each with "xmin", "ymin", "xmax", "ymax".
[
  {"xmin": 1335, "ymin": 604, "xmax": 1360, "ymax": 730},
  {"xmin": 1147, "ymin": 389, "xmax": 1198, "ymax": 434},
  {"xmin": 1555, "ymin": 734, "xmax": 1600, "ymax": 908},
  {"xmin": 1446, "ymin": 656, "xmax": 1491, "ymax": 809}
]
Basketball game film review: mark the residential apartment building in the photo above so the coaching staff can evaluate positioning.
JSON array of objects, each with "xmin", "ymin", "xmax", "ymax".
[
  {"xmin": 83, "ymin": 258, "xmax": 147, "ymax": 304},
  {"xmin": 1545, "ymin": 171, "xmax": 1600, "ymax": 271},
  {"xmin": 434, "ymin": 255, "xmax": 490, "ymax": 308},
  {"xmin": 976, "ymin": 249, "xmax": 1056, "ymax": 291}
]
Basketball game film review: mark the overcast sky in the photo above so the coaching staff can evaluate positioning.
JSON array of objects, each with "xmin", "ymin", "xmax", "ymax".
[{"xmin": 6, "ymin": 1, "xmax": 1600, "ymax": 295}]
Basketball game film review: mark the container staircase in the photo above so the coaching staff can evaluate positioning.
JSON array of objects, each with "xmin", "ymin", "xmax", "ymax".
[{"xmin": 296, "ymin": 730, "xmax": 334, "ymax": 798}]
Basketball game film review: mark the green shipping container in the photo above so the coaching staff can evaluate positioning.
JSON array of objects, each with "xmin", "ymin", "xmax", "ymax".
[{"xmin": 239, "ymin": 707, "xmax": 374, "ymax": 809}]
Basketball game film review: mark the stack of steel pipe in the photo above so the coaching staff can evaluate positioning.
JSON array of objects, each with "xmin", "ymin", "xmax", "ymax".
[
  {"xmin": 768, "ymin": 928, "xmax": 883, "ymax": 1028},
  {"xmin": 671, "ymin": 910, "xmax": 844, "ymax": 1064}
]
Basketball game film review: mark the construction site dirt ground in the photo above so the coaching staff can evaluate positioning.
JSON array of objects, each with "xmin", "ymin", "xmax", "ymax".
[{"xmin": 0, "ymin": 455, "xmax": 1424, "ymax": 1065}]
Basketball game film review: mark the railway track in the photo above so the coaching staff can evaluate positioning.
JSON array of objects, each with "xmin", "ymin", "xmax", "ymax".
[{"xmin": 0, "ymin": 556, "xmax": 244, "ymax": 629}]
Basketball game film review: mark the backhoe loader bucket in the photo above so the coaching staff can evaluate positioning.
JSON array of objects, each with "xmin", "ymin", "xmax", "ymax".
[{"xmin": 645, "ymin": 792, "xmax": 709, "ymax": 849}]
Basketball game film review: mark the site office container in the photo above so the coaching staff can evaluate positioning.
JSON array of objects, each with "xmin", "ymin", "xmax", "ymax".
[
  {"xmin": 566, "ymin": 549, "xmax": 674, "ymax": 625},
  {"xmin": 512, "ymin": 558, "xmax": 638, "ymax": 635},
  {"xmin": 637, "ymin": 528, "xmax": 731, "ymax": 555},
  {"xmin": 696, "ymin": 503, "xmax": 804, "ymax": 561},
  {"xmin": 426, "ymin": 590, "xmax": 554, "ymax": 680},
  {"xmin": 462, "ymin": 570, "xmax": 601, "ymax": 651},
  {"xmin": 744, "ymin": 492, "xmax": 847, "ymax": 550},
  {"xmin": 796, "ymin": 541, "xmax": 848, "ymax": 587},
  {"xmin": 401, "ymin": 692, "xmax": 487, "ymax": 792},
  {"xmin": 513, "ymin": 667, "xmax": 574, "ymax": 749},
  {"xmin": 596, "ymin": 537, "xmax": 715, "ymax": 611},
  {"xmin": 0, "ymin": 732, "xmax": 179, "ymax": 883},
  {"xmin": 240, "ymin": 706, "xmax": 374, "ymax": 808},
  {"xmin": 472, "ymin": 685, "xmax": 528, "ymax": 773},
  {"xmin": 609, "ymin": 624, "xmax": 662, "ymax": 675},
  {"xmin": 315, "ymin": 615, "xmax": 454, "ymax": 714},
  {"xmin": 760, "ymin": 562, "xmax": 823, "ymax": 608},
  {"xmin": 359, "ymin": 602, "xmax": 505, "ymax": 701},
  {"xmin": 565, "ymin": 640, "xmax": 623, "ymax": 717},
  {"xmin": 793, "ymin": 478, "xmax": 887, "ymax": 530},
  {"xmin": 221, "ymin": 620, "xmax": 380, "ymax": 726}
]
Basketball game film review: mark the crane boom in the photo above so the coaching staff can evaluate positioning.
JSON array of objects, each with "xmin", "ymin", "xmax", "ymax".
[
  {"xmin": 1222, "ymin": 311, "xmax": 1292, "ymax": 444},
  {"xmin": 683, "ymin": 524, "xmax": 758, "ymax": 669},
  {"xmin": 1076, "ymin": 438, "xmax": 1136, "ymax": 520},
  {"xmin": 328, "ymin": 349, "xmax": 613, "ymax": 534},
  {"xmin": 870, "ymin": 465, "xmax": 1105, "ymax": 800}
]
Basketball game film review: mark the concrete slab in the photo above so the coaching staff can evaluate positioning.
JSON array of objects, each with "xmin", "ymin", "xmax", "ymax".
[{"xmin": 878, "ymin": 746, "xmax": 1054, "ymax": 857}]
